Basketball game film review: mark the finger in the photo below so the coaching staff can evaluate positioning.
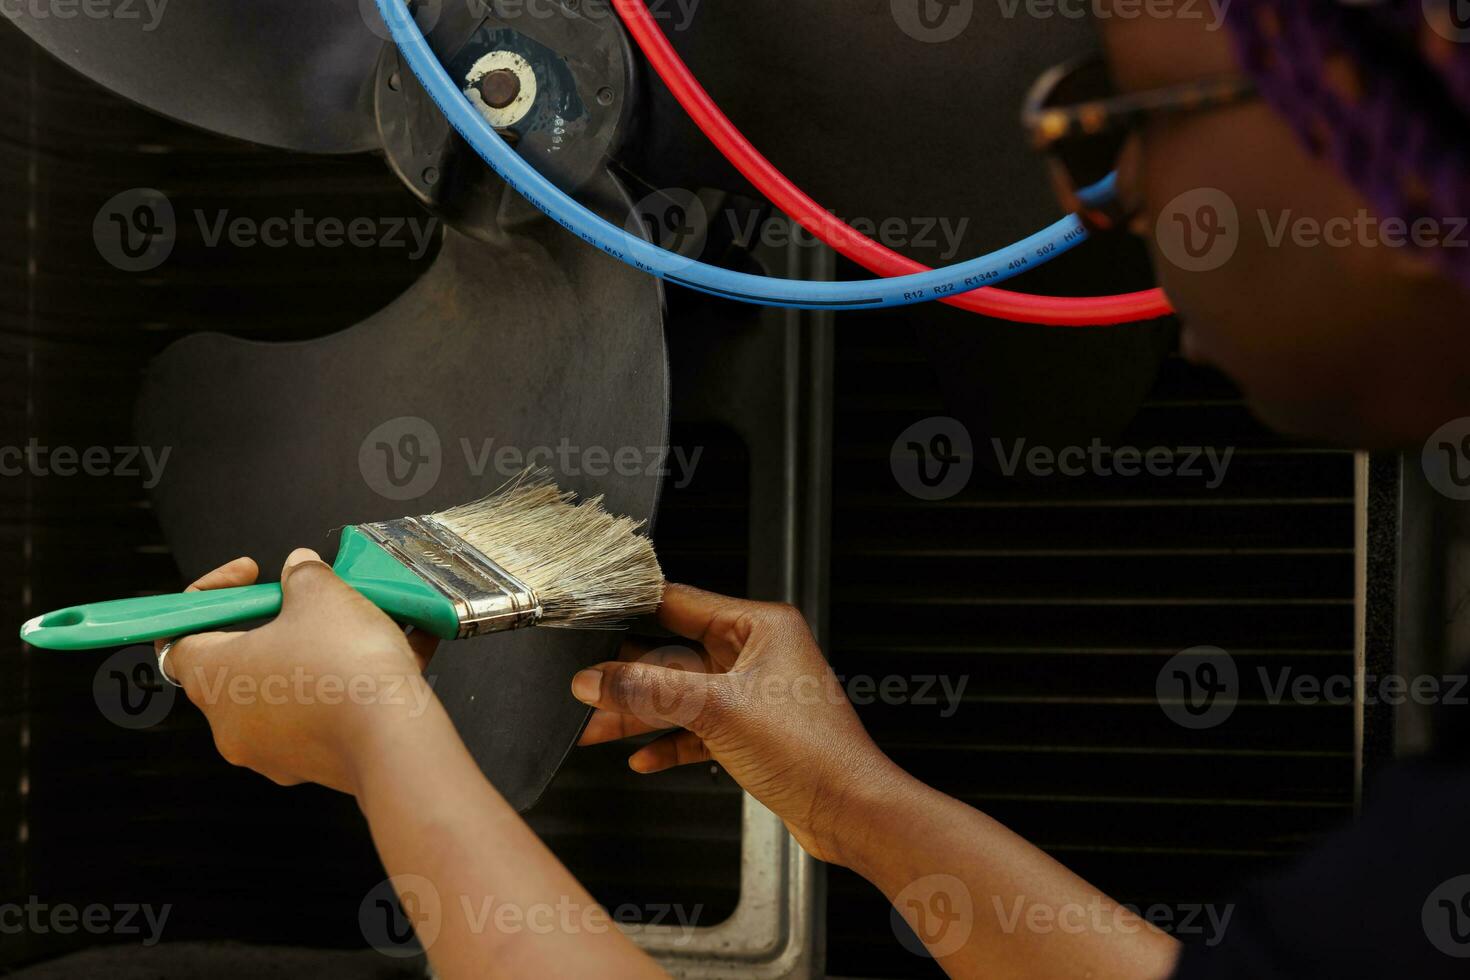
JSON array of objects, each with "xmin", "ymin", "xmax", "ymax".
[
  {"xmin": 160, "ymin": 631, "xmax": 238, "ymax": 702},
  {"xmin": 581, "ymin": 640, "xmax": 710, "ymax": 743},
  {"xmin": 185, "ymin": 557, "xmax": 259, "ymax": 593},
  {"xmin": 628, "ymin": 731, "xmax": 711, "ymax": 774},
  {"xmin": 155, "ymin": 558, "xmax": 262, "ymax": 657},
  {"xmin": 655, "ymin": 583, "xmax": 755, "ymax": 668},
  {"xmin": 282, "ymin": 547, "xmax": 324, "ymax": 575},
  {"xmin": 578, "ymin": 708, "xmax": 671, "ymax": 746},
  {"xmin": 276, "ymin": 546, "xmax": 416, "ymax": 651},
  {"xmin": 570, "ymin": 656, "xmax": 714, "ymax": 733},
  {"xmin": 277, "ymin": 549, "xmax": 369, "ymax": 618},
  {"xmin": 405, "ymin": 628, "xmax": 440, "ymax": 671}
]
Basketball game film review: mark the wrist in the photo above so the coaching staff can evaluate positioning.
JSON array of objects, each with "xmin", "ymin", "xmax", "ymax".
[
  {"xmin": 836, "ymin": 765, "xmax": 967, "ymax": 891},
  {"xmin": 810, "ymin": 750, "xmax": 916, "ymax": 872},
  {"xmin": 341, "ymin": 675, "xmax": 447, "ymax": 801}
]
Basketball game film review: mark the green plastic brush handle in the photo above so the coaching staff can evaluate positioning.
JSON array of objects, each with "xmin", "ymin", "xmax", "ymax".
[
  {"xmin": 19, "ymin": 527, "xmax": 463, "ymax": 651},
  {"xmin": 21, "ymin": 585, "xmax": 287, "ymax": 650}
]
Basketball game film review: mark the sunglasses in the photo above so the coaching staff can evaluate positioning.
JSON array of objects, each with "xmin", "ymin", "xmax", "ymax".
[{"xmin": 1022, "ymin": 56, "xmax": 1258, "ymax": 232}]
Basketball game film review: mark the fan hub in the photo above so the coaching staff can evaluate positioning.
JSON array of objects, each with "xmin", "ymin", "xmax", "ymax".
[{"xmin": 374, "ymin": 3, "xmax": 635, "ymax": 242}]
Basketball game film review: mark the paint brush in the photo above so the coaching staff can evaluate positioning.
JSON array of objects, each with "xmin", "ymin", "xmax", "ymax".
[{"xmin": 20, "ymin": 469, "xmax": 663, "ymax": 651}]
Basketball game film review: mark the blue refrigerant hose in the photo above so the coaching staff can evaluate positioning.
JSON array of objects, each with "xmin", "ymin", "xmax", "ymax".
[{"xmin": 375, "ymin": 0, "xmax": 1096, "ymax": 310}]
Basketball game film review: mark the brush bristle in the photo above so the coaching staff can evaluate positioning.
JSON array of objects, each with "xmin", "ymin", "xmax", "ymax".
[{"xmin": 430, "ymin": 469, "xmax": 664, "ymax": 629}]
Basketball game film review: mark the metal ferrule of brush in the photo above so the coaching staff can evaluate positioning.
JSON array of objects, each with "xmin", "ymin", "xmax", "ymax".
[{"xmin": 359, "ymin": 516, "xmax": 543, "ymax": 638}]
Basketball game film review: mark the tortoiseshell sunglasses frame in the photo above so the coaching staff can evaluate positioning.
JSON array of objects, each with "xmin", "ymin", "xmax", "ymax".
[{"xmin": 1023, "ymin": 56, "xmax": 1258, "ymax": 231}]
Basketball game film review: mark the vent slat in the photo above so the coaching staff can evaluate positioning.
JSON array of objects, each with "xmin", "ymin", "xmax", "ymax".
[{"xmin": 826, "ymin": 321, "xmax": 1360, "ymax": 978}]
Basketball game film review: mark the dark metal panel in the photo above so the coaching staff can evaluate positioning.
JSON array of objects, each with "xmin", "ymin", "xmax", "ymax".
[{"xmin": 825, "ymin": 324, "xmax": 1363, "ymax": 977}]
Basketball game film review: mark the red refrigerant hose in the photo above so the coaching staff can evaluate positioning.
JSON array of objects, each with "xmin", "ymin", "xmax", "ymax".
[{"xmin": 610, "ymin": 0, "xmax": 1175, "ymax": 326}]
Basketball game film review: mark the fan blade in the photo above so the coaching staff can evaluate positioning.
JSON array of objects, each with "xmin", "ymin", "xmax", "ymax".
[
  {"xmin": 4, "ymin": 0, "xmax": 384, "ymax": 152},
  {"xmin": 135, "ymin": 171, "xmax": 668, "ymax": 810}
]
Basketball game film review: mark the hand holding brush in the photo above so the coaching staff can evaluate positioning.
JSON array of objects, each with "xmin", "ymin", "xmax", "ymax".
[{"xmin": 21, "ymin": 469, "xmax": 664, "ymax": 651}]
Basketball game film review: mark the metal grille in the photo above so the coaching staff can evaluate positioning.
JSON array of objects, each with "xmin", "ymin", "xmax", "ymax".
[{"xmin": 824, "ymin": 321, "xmax": 1360, "ymax": 978}]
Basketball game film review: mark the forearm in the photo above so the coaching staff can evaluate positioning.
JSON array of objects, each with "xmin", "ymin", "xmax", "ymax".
[
  {"xmin": 352, "ymin": 685, "xmax": 666, "ymax": 980},
  {"xmin": 833, "ymin": 760, "xmax": 1180, "ymax": 980}
]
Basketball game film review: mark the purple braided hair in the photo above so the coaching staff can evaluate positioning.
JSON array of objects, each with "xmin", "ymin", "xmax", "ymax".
[{"xmin": 1224, "ymin": 0, "xmax": 1470, "ymax": 291}]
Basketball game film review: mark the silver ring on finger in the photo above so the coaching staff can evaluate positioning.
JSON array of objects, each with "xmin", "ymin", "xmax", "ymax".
[{"xmin": 157, "ymin": 640, "xmax": 184, "ymax": 689}]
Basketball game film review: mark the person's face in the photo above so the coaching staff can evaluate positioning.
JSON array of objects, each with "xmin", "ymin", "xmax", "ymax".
[{"xmin": 1094, "ymin": 11, "xmax": 1470, "ymax": 448}]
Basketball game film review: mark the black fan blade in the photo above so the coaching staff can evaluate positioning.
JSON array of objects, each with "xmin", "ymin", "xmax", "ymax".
[
  {"xmin": 135, "ymin": 172, "xmax": 668, "ymax": 811},
  {"xmin": 3, "ymin": 0, "xmax": 384, "ymax": 152}
]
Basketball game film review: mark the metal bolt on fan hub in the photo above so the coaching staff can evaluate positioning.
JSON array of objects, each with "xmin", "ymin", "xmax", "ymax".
[{"xmin": 479, "ymin": 68, "xmax": 522, "ymax": 109}]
